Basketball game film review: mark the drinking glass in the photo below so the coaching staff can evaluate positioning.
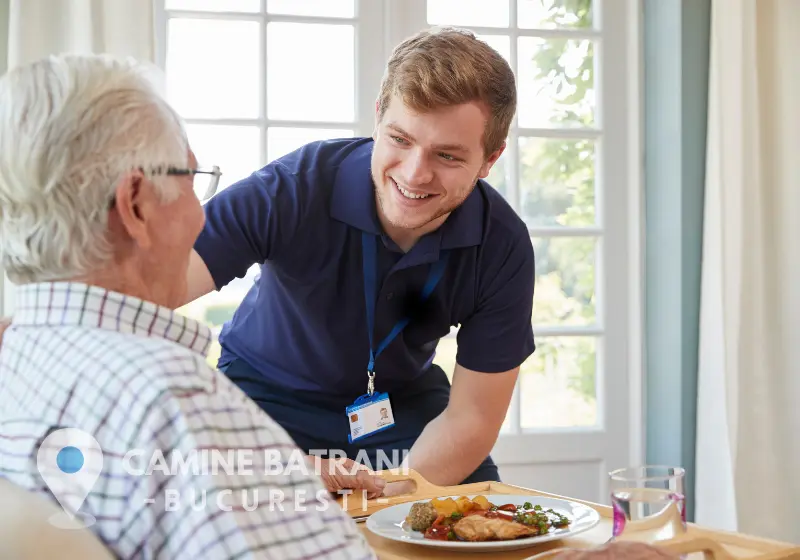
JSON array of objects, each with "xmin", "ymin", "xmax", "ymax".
[{"xmin": 609, "ymin": 466, "xmax": 687, "ymax": 543}]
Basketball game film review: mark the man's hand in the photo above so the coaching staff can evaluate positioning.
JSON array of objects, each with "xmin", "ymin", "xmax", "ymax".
[
  {"xmin": 551, "ymin": 541, "xmax": 679, "ymax": 559},
  {"xmin": 307, "ymin": 456, "xmax": 386, "ymax": 499}
]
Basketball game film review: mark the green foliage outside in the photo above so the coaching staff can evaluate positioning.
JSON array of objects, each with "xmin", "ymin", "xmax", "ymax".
[
  {"xmin": 528, "ymin": 0, "xmax": 595, "ymax": 403},
  {"xmin": 204, "ymin": 304, "xmax": 238, "ymax": 327},
  {"xmin": 469, "ymin": 0, "xmax": 598, "ymax": 404}
]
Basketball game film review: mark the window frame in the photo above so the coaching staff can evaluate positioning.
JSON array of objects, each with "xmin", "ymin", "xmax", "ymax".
[
  {"xmin": 151, "ymin": 0, "xmax": 644, "ymax": 456},
  {"xmin": 382, "ymin": 0, "xmax": 642, "ymax": 444},
  {"xmin": 154, "ymin": 0, "xmax": 388, "ymax": 169}
]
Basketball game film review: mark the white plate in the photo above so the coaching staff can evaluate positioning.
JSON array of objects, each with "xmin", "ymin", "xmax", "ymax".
[{"xmin": 366, "ymin": 494, "xmax": 601, "ymax": 553}]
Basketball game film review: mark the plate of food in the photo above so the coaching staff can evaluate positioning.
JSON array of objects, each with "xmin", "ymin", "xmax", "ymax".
[{"xmin": 365, "ymin": 494, "xmax": 601, "ymax": 552}]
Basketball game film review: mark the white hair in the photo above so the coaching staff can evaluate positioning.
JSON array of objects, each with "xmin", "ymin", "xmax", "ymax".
[{"xmin": 0, "ymin": 53, "xmax": 189, "ymax": 284}]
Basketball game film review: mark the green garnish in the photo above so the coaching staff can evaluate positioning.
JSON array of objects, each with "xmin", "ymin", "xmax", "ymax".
[
  {"xmin": 450, "ymin": 512, "xmax": 463, "ymax": 521},
  {"xmin": 523, "ymin": 501, "xmax": 533, "ymax": 510},
  {"xmin": 447, "ymin": 531, "xmax": 457, "ymax": 540}
]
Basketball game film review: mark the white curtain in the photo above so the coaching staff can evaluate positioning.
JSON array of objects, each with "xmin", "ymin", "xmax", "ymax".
[
  {"xmin": 696, "ymin": 0, "xmax": 800, "ymax": 544},
  {"xmin": 2, "ymin": 0, "xmax": 156, "ymax": 316},
  {"xmin": 8, "ymin": 0, "xmax": 155, "ymax": 67}
]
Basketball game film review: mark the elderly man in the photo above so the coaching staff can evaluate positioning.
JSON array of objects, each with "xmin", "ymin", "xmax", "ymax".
[{"xmin": 0, "ymin": 54, "xmax": 374, "ymax": 559}]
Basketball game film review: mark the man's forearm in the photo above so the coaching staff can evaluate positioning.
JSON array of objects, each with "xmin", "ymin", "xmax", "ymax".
[{"xmin": 403, "ymin": 409, "xmax": 498, "ymax": 486}]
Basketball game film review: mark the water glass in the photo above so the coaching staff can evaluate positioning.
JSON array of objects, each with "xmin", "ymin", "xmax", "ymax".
[{"xmin": 609, "ymin": 466, "xmax": 687, "ymax": 543}]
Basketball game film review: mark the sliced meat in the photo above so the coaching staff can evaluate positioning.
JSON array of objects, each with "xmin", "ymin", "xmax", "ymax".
[{"xmin": 452, "ymin": 515, "xmax": 538, "ymax": 541}]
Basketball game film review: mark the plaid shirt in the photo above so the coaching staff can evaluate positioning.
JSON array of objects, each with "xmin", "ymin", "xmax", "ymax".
[{"xmin": 0, "ymin": 282, "xmax": 374, "ymax": 560}]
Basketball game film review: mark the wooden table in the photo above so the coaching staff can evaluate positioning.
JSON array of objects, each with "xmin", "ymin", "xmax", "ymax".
[{"xmin": 341, "ymin": 471, "xmax": 800, "ymax": 560}]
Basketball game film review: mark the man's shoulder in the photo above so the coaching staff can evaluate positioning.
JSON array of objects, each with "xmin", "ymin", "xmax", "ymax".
[
  {"xmin": 83, "ymin": 329, "xmax": 214, "ymax": 391},
  {"xmin": 100, "ymin": 332, "xmax": 278, "ymax": 439},
  {"xmin": 477, "ymin": 181, "xmax": 533, "ymax": 259},
  {"xmin": 216, "ymin": 136, "xmax": 372, "ymax": 215},
  {"xmin": 270, "ymin": 136, "xmax": 373, "ymax": 176},
  {"xmin": 239, "ymin": 136, "xmax": 372, "ymax": 193}
]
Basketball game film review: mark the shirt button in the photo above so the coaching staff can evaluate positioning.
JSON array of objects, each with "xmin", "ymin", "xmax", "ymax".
[{"xmin": 386, "ymin": 292, "xmax": 394, "ymax": 300}]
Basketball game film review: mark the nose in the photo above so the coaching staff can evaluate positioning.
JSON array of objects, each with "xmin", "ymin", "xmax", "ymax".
[{"xmin": 401, "ymin": 148, "xmax": 434, "ymax": 187}]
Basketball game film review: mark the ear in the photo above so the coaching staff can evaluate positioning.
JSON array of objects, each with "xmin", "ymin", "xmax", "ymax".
[
  {"xmin": 372, "ymin": 100, "xmax": 381, "ymax": 140},
  {"xmin": 110, "ymin": 171, "xmax": 154, "ymax": 250},
  {"xmin": 478, "ymin": 141, "xmax": 506, "ymax": 178}
]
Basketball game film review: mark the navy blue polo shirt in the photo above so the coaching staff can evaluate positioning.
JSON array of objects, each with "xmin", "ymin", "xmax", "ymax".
[{"xmin": 194, "ymin": 137, "xmax": 535, "ymax": 400}]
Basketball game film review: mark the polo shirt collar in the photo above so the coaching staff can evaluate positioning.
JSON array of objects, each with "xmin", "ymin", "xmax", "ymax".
[
  {"xmin": 330, "ymin": 140, "xmax": 485, "ymax": 255},
  {"xmin": 330, "ymin": 141, "xmax": 382, "ymax": 235}
]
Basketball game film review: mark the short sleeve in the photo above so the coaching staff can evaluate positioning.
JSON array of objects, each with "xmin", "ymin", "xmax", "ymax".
[
  {"xmin": 455, "ymin": 228, "xmax": 536, "ymax": 373},
  {"xmin": 193, "ymin": 162, "xmax": 305, "ymax": 290}
]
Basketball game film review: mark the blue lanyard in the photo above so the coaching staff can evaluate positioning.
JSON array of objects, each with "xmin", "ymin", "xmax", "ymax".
[{"xmin": 362, "ymin": 231, "xmax": 449, "ymax": 380}]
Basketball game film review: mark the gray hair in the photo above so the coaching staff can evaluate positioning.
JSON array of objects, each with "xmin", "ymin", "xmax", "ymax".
[{"xmin": 0, "ymin": 54, "xmax": 189, "ymax": 284}]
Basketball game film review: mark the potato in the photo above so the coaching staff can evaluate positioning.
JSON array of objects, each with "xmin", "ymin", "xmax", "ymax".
[
  {"xmin": 472, "ymin": 495, "xmax": 492, "ymax": 510},
  {"xmin": 430, "ymin": 497, "xmax": 459, "ymax": 517},
  {"xmin": 455, "ymin": 496, "xmax": 474, "ymax": 514}
]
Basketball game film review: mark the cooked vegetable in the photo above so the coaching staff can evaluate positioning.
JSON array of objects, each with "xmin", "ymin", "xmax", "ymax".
[
  {"xmin": 430, "ymin": 497, "xmax": 459, "ymax": 517},
  {"xmin": 472, "ymin": 495, "xmax": 492, "ymax": 510}
]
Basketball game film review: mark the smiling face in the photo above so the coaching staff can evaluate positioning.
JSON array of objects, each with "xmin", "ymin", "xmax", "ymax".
[{"xmin": 371, "ymin": 95, "xmax": 504, "ymax": 247}]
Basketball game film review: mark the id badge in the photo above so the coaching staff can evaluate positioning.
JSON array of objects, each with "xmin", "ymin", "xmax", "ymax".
[{"xmin": 346, "ymin": 392, "xmax": 396, "ymax": 443}]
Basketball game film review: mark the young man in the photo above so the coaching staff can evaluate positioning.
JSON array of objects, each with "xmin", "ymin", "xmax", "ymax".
[{"xmin": 185, "ymin": 27, "xmax": 536, "ymax": 488}]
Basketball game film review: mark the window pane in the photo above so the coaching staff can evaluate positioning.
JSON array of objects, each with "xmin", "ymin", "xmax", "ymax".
[
  {"xmin": 517, "ymin": 0, "xmax": 594, "ymax": 29},
  {"xmin": 520, "ymin": 337, "xmax": 597, "ymax": 428},
  {"xmin": 476, "ymin": 34, "xmax": 511, "ymax": 66},
  {"xmin": 433, "ymin": 336, "xmax": 457, "ymax": 380},
  {"xmin": 485, "ymin": 150, "xmax": 508, "ymax": 200},
  {"xmin": 166, "ymin": 0, "xmax": 259, "ymax": 12},
  {"xmin": 166, "ymin": 19, "xmax": 259, "ymax": 119},
  {"xmin": 519, "ymin": 137, "xmax": 596, "ymax": 227},
  {"xmin": 185, "ymin": 124, "xmax": 261, "ymax": 191},
  {"xmin": 427, "ymin": 0, "xmax": 509, "ymax": 28},
  {"xmin": 268, "ymin": 0, "xmax": 354, "ymax": 18},
  {"xmin": 267, "ymin": 23, "xmax": 354, "ymax": 122},
  {"xmin": 267, "ymin": 127, "xmax": 353, "ymax": 162},
  {"xmin": 531, "ymin": 237, "xmax": 596, "ymax": 326},
  {"xmin": 517, "ymin": 38, "xmax": 595, "ymax": 128}
]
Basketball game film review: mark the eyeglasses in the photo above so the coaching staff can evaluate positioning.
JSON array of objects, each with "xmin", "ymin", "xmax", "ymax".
[
  {"xmin": 165, "ymin": 165, "xmax": 222, "ymax": 202},
  {"xmin": 108, "ymin": 165, "xmax": 222, "ymax": 209}
]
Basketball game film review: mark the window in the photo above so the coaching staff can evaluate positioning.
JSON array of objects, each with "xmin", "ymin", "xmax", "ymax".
[
  {"xmin": 157, "ymin": 0, "xmax": 637, "ymax": 445},
  {"xmin": 157, "ymin": 0, "xmax": 379, "ymax": 364},
  {"xmin": 416, "ymin": 0, "xmax": 626, "ymax": 436}
]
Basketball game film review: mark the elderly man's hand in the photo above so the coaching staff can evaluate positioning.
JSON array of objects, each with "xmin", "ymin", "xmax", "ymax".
[
  {"xmin": 307, "ymin": 456, "xmax": 386, "ymax": 499},
  {"xmin": 551, "ymin": 541, "xmax": 680, "ymax": 559}
]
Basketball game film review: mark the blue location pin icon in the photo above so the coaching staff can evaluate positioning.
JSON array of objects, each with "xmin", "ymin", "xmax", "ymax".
[{"xmin": 36, "ymin": 428, "xmax": 104, "ymax": 529}]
